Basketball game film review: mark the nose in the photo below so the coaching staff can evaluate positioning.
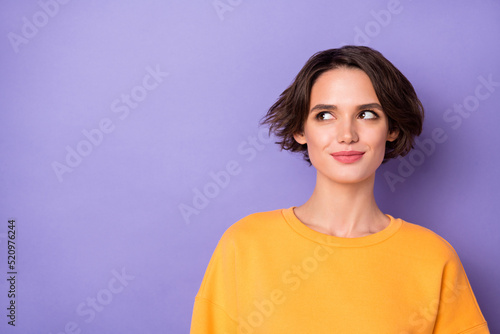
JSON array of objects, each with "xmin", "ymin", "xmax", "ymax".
[{"xmin": 337, "ymin": 118, "xmax": 358, "ymax": 144}]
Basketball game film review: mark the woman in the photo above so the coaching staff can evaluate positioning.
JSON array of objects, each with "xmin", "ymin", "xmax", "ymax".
[{"xmin": 190, "ymin": 46, "xmax": 489, "ymax": 333}]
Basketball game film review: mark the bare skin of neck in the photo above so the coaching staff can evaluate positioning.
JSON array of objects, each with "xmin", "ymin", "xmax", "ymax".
[{"xmin": 293, "ymin": 172, "xmax": 390, "ymax": 238}]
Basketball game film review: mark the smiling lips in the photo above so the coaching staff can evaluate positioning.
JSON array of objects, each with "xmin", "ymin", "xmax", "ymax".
[{"xmin": 331, "ymin": 151, "xmax": 365, "ymax": 163}]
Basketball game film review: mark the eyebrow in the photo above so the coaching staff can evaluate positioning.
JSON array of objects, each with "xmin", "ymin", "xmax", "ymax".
[{"xmin": 309, "ymin": 103, "xmax": 383, "ymax": 113}]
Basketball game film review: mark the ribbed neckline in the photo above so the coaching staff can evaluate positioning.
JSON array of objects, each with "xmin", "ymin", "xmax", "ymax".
[{"xmin": 282, "ymin": 206, "xmax": 402, "ymax": 248}]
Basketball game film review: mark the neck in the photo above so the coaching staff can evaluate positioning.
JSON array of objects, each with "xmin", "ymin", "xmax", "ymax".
[{"xmin": 294, "ymin": 172, "xmax": 388, "ymax": 238}]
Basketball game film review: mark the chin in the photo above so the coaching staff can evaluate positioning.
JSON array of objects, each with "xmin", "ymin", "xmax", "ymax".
[{"xmin": 319, "ymin": 169, "xmax": 376, "ymax": 185}]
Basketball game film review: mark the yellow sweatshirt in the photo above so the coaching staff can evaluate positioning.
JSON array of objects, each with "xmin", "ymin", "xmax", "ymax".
[{"xmin": 191, "ymin": 208, "xmax": 489, "ymax": 333}]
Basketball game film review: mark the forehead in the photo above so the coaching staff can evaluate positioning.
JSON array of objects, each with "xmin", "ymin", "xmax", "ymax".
[{"xmin": 310, "ymin": 68, "xmax": 379, "ymax": 106}]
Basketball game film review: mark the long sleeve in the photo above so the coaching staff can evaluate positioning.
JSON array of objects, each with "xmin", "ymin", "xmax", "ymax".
[
  {"xmin": 191, "ymin": 297, "xmax": 237, "ymax": 334},
  {"xmin": 190, "ymin": 229, "xmax": 238, "ymax": 334},
  {"xmin": 432, "ymin": 246, "xmax": 489, "ymax": 333}
]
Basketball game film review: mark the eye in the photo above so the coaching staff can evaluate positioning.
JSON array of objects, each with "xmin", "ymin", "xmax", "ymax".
[
  {"xmin": 359, "ymin": 110, "xmax": 379, "ymax": 120},
  {"xmin": 316, "ymin": 112, "xmax": 334, "ymax": 121}
]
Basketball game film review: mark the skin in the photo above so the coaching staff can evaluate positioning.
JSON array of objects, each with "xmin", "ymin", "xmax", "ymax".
[{"xmin": 293, "ymin": 67, "xmax": 398, "ymax": 238}]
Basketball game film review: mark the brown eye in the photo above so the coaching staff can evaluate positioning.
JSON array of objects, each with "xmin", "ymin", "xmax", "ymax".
[
  {"xmin": 316, "ymin": 112, "xmax": 333, "ymax": 120},
  {"xmin": 359, "ymin": 110, "xmax": 378, "ymax": 119}
]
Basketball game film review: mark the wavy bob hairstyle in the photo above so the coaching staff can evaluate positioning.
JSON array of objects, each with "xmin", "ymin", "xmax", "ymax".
[{"xmin": 261, "ymin": 45, "xmax": 424, "ymax": 163}]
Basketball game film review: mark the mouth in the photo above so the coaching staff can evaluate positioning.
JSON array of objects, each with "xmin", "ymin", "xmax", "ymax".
[{"xmin": 331, "ymin": 151, "xmax": 365, "ymax": 163}]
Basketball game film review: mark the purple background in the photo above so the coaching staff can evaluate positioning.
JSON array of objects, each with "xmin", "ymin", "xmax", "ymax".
[{"xmin": 1, "ymin": 0, "xmax": 499, "ymax": 333}]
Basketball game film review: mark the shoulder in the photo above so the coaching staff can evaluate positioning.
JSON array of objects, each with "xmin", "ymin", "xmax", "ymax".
[
  {"xmin": 396, "ymin": 217, "xmax": 460, "ymax": 262},
  {"xmin": 228, "ymin": 209, "xmax": 284, "ymax": 231},
  {"xmin": 217, "ymin": 208, "xmax": 286, "ymax": 247}
]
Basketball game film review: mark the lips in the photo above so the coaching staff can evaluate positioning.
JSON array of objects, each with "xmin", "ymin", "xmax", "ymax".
[{"xmin": 331, "ymin": 151, "xmax": 365, "ymax": 163}]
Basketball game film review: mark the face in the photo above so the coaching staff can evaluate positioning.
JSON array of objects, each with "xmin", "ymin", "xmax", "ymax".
[{"xmin": 293, "ymin": 67, "xmax": 398, "ymax": 185}]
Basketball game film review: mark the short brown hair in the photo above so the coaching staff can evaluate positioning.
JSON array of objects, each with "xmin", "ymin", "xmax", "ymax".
[{"xmin": 261, "ymin": 45, "xmax": 424, "ymax": 163}]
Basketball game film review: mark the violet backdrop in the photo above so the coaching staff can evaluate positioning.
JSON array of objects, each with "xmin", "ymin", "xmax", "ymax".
[{"xmin": 0, "ymin": 0, "xmax": 499, "ymax": 333}]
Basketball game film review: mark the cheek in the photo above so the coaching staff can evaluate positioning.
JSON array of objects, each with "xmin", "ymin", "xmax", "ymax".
[
  {"xmin": 303, "ymin": 130, "xmax": 331, "ymax": 167},
  {"xmin": 375, "ymin": 137, "xmax": 391, "ymax": 166},
  {"xmin": 364, "ymin": 128, "xmax": 389, "ymax": 154},
  {"xmin": 375, "ymin": 133, "xmax": 389, "ymax": 150},
  {"xmin": 368, "ymin": 124, "xmax": 389, "ymax": 143},
  {"xmin": 305, "ymin": 129, "xmax": 332, "ymax": 152}
]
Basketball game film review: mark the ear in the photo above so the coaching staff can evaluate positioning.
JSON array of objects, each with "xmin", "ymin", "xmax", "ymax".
[
  {"xmin": 386, "ymin": 128, "xmax": 399, "ymax": 142},
  {"xmin": 293, "ymin": 131, "xmax": 307, "ymax": 145}
]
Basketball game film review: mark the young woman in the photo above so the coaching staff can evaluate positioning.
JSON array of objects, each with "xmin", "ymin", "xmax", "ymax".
[{"xmin": 190, "ymin": 46, "xmax": 489, "ymax": 333}]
